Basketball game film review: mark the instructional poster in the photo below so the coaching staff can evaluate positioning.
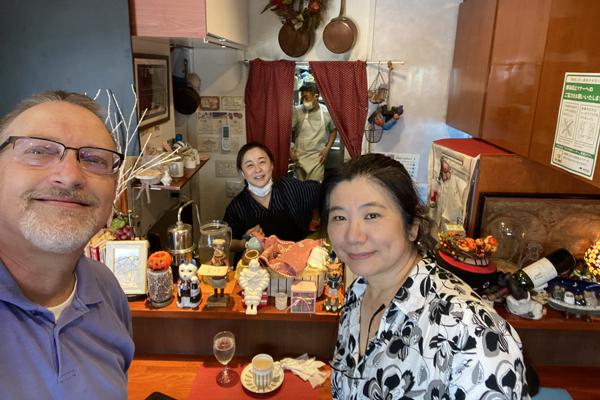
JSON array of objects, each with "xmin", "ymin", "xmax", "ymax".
[{"xmin": 552, "ymin": 72, "xmax": 600, "ymax": 180}]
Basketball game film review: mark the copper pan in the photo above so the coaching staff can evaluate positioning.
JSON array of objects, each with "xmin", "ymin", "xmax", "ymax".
[
  {"xmin": 278, "ymin": 22, "xmax": 313, "ymax": 58},
  {"xmin": 323, "ymin": 0, "xmax": 357, "ymax": 54}
]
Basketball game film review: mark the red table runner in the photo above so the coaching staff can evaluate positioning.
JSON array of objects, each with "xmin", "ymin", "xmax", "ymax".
[{"xmin": 188, "ymin": 360, "xmax": 324, "ymax": 400}]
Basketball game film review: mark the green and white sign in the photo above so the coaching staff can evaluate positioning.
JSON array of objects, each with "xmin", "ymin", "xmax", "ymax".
[{"xmin": 552, "ymin": 72, "xmax": 600, "ymax": 180}]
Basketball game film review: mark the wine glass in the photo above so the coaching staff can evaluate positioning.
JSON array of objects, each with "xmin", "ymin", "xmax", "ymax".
[{"xmin": 213, "ymin": 331, "xmax": 236, "ymax": 385}]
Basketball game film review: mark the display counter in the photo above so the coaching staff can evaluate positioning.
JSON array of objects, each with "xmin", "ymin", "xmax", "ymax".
[
  {"xmin": 130, "ymin": 273, "xmax": 340, "ymax": 360},
  {"xmin": 496, "ymin": 307, "xmax": 600, "ymax": 366}
]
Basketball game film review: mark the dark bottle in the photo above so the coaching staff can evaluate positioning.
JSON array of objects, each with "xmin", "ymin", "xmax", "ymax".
[{"xmin": 513, "ymin": 248, "xmax": 576, "ymax": 291}]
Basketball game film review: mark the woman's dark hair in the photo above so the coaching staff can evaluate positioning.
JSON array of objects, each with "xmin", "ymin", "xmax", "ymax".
[
  {"xmin": 236, "ymin": 141, "xmax": 275, "ymax": 171},
  {"xmin": 320, "ymin": 153, "xmax": 430, "ymax": 247}
]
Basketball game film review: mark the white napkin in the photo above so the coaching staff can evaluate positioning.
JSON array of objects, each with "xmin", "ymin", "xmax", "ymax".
[{"xmin": 279, "ymin": 353, "xmax": 331, "ymax": 388}]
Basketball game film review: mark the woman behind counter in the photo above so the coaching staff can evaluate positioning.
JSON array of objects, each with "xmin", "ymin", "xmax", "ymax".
[
  {"xmin": 321, "ymin": 153, "xmax": 529, "ymax": 399},
  {"xmin": 224, "ymin": 142, "xmax": 320, "ymax": 253}
]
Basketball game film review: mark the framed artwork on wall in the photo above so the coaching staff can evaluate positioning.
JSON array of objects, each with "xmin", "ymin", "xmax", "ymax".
[
  {"xmin": 133, "ymin": 54, "xmax": 170, "ymax": 129},
  {"xmin": 105, "ymin": 240, "xmax": 149, "ymax": 295}
]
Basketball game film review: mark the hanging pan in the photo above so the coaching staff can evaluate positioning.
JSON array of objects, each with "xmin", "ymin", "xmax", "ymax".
[
  {"xmin": 323, "ymin": 0, "xmax": 357, "ymax": 54},
  {"xmin": 278, "ymin": 0, "xmax": 313, "ymax": 58},
  {"xmin": 174, "ymin": 59, "xmax": 200, "ymax": 115}
]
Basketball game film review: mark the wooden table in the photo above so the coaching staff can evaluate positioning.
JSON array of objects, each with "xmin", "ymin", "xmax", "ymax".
[
  {"xmin": 128, "ymin": 355, "xmax": 332, "ymax": 400},
  {"xmin": 127, "ymin": 356, "xmax": 600, "ymax": 400}
]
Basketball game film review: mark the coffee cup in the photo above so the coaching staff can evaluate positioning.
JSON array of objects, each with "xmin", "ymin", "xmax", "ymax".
[{"xmin": 251, "ymin": 353, "xmax": 274, "ymax": 390}]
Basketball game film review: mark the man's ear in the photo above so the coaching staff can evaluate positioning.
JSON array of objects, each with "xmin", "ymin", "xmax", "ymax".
[{"xmin": 241, "ymin": 171, "xmax": 246, "ymax": 179}]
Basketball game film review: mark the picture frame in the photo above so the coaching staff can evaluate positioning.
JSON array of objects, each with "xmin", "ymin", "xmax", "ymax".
[
  {"xmin": 199, "ymin": 96, "xmax": 220, "ymax": 111},
  {"xmin": 105, "ymin": 240, "xmax": 149, "ymax": 295},
  {"xmin": 475, "ymin": 193, "xmax": 600, "ymax": 263},
  {"xmin": 133, "ymin": 54, "xmax": 170, "ymax": 129}
]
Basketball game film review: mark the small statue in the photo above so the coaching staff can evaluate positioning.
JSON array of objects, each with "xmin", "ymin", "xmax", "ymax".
[
  {"xmin": 177, "ymin": 261, "xmax": 201, "ymax": 308},
  {"xmin": 324, "ymin": 261, "xmax": 343, "ymax": 312},
  {"xmin": 209, "ymin": 238, "xmax": 229, "ymax": 297},
  {"xmin": 238, "ymin": 259, "xmax": 270, "ymax": 315},
  {"xmin": 505, "ymin": 292, "xmax": 544, "ymax": 320}
]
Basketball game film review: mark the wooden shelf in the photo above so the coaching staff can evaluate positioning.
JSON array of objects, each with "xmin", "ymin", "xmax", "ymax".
[
  {"xmin": 129, "ymin": 272, "xmax": 340, "ymax": 324},
  {"xmin": 131, "ymin": 158, "xmax": 208, "ymax": 192},
  {"xmin": 496, "ymin": 307, "xmax": 600, "ymax": 332}
]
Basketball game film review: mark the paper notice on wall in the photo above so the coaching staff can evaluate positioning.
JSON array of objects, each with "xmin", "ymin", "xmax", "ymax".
[
  {"xmin": 380, "ymin": 152, "xmax": 420, "ymax": 181},
  {"xmin": 551, "ymin": 72, "xmax": 600, "ymax": 180},
  {"xmin": 197, "ymin": 111, "xmax": 244, "ymax": 136},
  {"xmin": 221, "ymin": 96, "xmax": 243, "ymax": 111}
]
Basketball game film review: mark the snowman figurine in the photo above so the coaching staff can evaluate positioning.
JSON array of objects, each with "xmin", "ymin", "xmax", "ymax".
[{"xmin": 177, "ymin": 261, "xmax": 201, "ymax": 308}]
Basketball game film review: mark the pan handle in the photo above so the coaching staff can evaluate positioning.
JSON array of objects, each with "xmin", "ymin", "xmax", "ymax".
[{"xmin": 338, "ymin": 0, "xmax": 346, "ymax": 17}]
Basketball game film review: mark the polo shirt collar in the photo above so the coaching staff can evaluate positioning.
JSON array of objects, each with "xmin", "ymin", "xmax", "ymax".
[{"xmin": 0, "ymin": 255, "xmax": 104, "ymax": 311}]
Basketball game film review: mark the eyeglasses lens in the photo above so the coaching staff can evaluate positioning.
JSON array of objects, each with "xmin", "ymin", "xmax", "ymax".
[{"xmin": 12, "ymin": 137, "xmax": 120, "ymax": 174}]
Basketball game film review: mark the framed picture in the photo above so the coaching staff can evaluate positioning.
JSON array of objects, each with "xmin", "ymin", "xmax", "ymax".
[
  {"xmin": 199, "ymin": 96, "xmax": 220, "ymax": 111},
  {"xmin": 105, "ymin": 240, "xmax": 149, "ymax": 295},
  {"xmin": 475, "ymin": 193, "xmax": 600, "ymax": 264},
  {"xmin": 133, "ymin": 54, "xmax": 170, "ymax": 129}
]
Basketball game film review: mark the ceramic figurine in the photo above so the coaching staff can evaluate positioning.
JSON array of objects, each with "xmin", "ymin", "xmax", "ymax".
[
  {"xmin": 505, "ymin": 293, "xmax": 544, "ymax": 320},
  {"xmin": 324, "ymin": 261, "xmax": 343, "ymax": 312},
  {"xmin": 177, "ymin": 261, "xmax": 201, "ymax": 308},
  {"xmin": 209, "ymin": 238, "xmax": 228, "ymax": 297},
  {"xmin": 238, "ymin": 259, "xmax": 270, "ymax": 315}
]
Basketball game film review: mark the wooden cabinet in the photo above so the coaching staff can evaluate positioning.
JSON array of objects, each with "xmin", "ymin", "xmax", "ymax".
[
  {"xmin": 529, "ymin": 0, "xmax": 600, "ymax": 187},
  {"xmin": 481, "ymin": 0, "xmax": 551, "ymax": 156},
  {"xmin": 446, "ymin": 0, "xmax": 497, "ymax": 137},
  {"xmin": 447, "ymin": 0, "xmax": 551, "ymax": 156},
  {"xmin": 129, "ymin": 0, "xmax": 247, "ymax": 47},
  {"xmin": 448, "ymin": 0, "xmax": 600, "ymax": 188}
]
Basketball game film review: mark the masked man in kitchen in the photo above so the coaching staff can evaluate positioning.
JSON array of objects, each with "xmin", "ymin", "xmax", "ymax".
[
  {"xmin": 291, "ymin": 82, "xmax": 337, "ymax": 182},
  {"xmin": 0, "ymin": 91, "xmax": 134, "ymax": 399}
]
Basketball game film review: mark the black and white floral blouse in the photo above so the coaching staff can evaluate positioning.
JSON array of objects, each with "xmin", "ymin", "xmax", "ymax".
[{"xmin": 331, "ymin": 257, "xmax": 529, "ymax": 400}]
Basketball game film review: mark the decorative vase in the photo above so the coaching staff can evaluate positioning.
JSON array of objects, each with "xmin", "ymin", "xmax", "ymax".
[{"xmin": 147, "ymin": 268, "xmax": 173, "ymax": 308}]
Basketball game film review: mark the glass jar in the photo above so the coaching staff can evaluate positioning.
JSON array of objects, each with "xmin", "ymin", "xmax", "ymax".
[
  {"xmin": 147, "ymin": 268, "xmax": 173, "ymax": 308},
  {"xmin": 198, "ymin": 220, "xmax": 232, "ymax": 266}
]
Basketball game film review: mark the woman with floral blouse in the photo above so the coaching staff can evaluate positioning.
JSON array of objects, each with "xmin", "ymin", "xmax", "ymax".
[{"xmin": 320, "ymin": 153, "xmax": 528, "ymax": 399}]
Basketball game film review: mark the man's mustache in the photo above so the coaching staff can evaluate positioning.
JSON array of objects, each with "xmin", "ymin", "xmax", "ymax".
[{"xmin": 23, "ymin": 188, "xmax": 99, "ymax": 207}]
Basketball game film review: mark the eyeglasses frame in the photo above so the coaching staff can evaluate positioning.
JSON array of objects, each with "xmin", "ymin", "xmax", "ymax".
[{"xmin": 0, "ymin": 135, "xmax": 124, "ymax": 175}]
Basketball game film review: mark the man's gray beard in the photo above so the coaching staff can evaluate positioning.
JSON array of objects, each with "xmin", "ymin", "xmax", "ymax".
[{"xmin": 19, "ymin": 207, "xmax": 100, "ymax": 254}]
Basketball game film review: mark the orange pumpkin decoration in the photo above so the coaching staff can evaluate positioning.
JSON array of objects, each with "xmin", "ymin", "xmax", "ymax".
[{"xmin": 147, "ymin": 251, "xmax": 173, "ymax": 271}]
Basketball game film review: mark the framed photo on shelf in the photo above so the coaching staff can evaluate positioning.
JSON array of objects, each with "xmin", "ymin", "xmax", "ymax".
[
  {"xmin": 133, "ymin": 54, "xmax": 170, "ymax": 129},
  {"xmin": 105, "ymin": 240, "xmax": 149, "ymax": 295}
]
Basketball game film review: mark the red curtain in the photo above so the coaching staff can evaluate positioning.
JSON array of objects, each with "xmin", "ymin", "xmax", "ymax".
[
  {"xmin": 245, "ymin": 59, "xmax": 296, "ymax": 178},
  {"xmin": 309, "ymin": 61, "xmax": 368, "ymax": 158}
]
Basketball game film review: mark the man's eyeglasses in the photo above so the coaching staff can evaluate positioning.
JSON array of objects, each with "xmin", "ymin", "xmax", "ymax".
[{"xmin": 0, "ymin": 136, "xmax": 124, "ymax": 175}]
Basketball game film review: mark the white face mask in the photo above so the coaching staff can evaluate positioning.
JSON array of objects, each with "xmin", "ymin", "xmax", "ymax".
[
  {"xmin": 303, "ymin": 100, "xmax": 314, "ymax": 110},
  {"xmin": 247, "ymin": 179, "xmax": 273, "ymax": 198}
]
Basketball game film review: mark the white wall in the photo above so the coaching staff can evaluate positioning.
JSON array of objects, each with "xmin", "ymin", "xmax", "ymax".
[
  {"xmin": 183, "ymin": 0, "xmax": 467, "ymax": 221},
  {"xmin": 368, "ymin": 0, "xmax": 466, "ymax": 187}
]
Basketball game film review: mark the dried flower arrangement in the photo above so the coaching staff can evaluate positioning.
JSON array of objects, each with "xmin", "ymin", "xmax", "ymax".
[
  {"xmin": 262, "ymin": 0, "xmax": 328, "ymax": 31},
  {"xmin": 438, "ymin": 232, "xmax": 498, "ymax": 264}
]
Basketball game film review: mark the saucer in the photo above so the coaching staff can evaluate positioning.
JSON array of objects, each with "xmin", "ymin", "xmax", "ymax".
[{"xmin": 240, "ymin": 362, "xmax": 284, "ymax": 394}]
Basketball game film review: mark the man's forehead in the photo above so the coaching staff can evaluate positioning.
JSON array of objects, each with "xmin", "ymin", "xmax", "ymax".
[{"xmin": 7, "ymin": 101, "xmax": 115, "ymax": 148}]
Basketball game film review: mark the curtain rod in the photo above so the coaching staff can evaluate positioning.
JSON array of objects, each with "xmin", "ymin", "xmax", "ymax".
[{"xmin": 242, "ymin": 60, "xmax": 405, "ymax": 67}]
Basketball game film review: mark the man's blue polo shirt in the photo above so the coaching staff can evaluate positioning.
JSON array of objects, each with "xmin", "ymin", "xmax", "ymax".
[{"xmin": 0, "ymin": 256, "xmax": 134, "ymax": 399}]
